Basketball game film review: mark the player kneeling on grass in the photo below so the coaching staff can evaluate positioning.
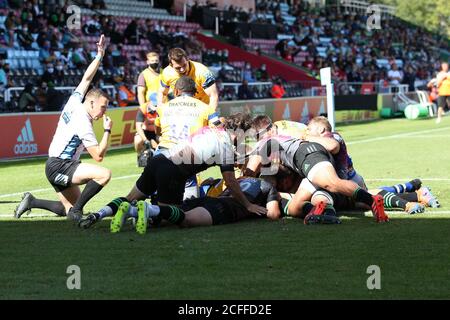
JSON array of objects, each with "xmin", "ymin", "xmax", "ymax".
[
  {"xmin": 15, "ymin": 35, "xmax": 112, "ymax": 222},
  {"xmin": 107, "ymin": 177, "xmax": 281, "ymax": 234},
  {"xmin": 79, "ymin": 113, "xmax": 267, "ymax": 229}
]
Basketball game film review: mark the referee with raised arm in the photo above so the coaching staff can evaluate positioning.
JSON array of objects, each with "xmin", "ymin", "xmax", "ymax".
[{"xmin": 15, "ymin": 34, "xmax": 113, "ymax": 222}]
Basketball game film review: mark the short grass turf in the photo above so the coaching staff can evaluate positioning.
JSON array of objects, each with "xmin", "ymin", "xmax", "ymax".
[{"xmin": 0, "ymin": 116, "xmax": 450, "ymax": 299}]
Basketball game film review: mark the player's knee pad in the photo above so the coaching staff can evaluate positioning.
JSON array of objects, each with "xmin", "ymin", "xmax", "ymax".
[{"xmin": 311, "ymin": 190, "xmax": 334, "ymax": 206}]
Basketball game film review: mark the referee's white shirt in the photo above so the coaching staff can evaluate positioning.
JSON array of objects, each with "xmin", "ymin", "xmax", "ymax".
[{"xmin": 48, "ymin": 92, "xmax": 98, "ymax": 160}]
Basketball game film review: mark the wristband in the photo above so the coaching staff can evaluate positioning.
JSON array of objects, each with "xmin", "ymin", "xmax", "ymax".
[
  {"xmin": 95, "ymin": 54, "xmax": 103, "ymax": 61},
  {"xmin": 104, "ymin": 129, "xmax": 111, "ymax": 133}
]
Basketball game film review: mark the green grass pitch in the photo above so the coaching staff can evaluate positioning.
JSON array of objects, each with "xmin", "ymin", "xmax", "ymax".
[{"xmin": 1, "ymin": 117, "xmax": 450, "ymax": 299}]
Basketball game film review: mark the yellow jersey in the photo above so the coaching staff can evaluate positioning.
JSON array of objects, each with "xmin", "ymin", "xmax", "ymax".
[
  {"xmin": 138, "ymin": 68, "xmax": 161, "ymax": 106},
  {"xmin": 274, "ymin": 120, "xmax": 307, "ymax": 138},
  {"xmin": 437, "ymin": 71, "xmax": 450, "ymax": 96},
  {"xmin": 155, "ymin": 95, "xmax": 218, "ymax": 149},
  {"xmin": 160, "ymin": 60, "xmax": 215, "ymax": 105}
]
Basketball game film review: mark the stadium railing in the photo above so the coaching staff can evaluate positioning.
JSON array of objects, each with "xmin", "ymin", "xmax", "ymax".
[
  {"xmin": 3, "ymin": 83, "xmax": 290, "ymax": 111},
  {"xmin": 3, "ymin": 85, "xmax": 118, "ymax": 111},
  {"xmin": 221, "ymin": 82, "xmax": 273, "ymax": 92},
  {"xmin": 309, "ymin": 82, "xmax": 409, "ymax": 96}
]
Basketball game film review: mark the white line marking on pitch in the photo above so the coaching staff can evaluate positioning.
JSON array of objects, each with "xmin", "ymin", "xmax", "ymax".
[
  {"xmin": 0, "ymin": 213, "xmax": 55, "ymax": 218},
  {"xmin": 347, "ymin": 126, "xmax": 450, "ymax": 145},
  {"xmin": 361, "ymin": 211, "xmax": 450, "ymax": 215},
  {"xmin": 391, "ymin": 135, "xmax": 450, "ymax": 138},
  {"xmin": 365, "ymin": 178, "xmax": 450, "ymax": 182},
  {"xmin": 0, "ymin": 174, "xmax": 140, "ymax": 199}
]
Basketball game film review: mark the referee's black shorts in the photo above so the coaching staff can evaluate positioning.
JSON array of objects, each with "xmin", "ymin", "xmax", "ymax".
[{"xmin": 45, "ymin": 157, "xmax": 81, "ymax": 192}]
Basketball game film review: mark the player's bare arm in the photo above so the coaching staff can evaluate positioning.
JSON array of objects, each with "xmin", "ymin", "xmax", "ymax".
[
  {"xmin": 204, "ymin": 82, "xmax": 219, "ymax": 110},
  {"xmin": 75, "ymin": 34, "xmax": 106, "ymax": 97},
  {"xmin": 157, "ymin": 85, "xmax": 170, "ymax": 107},
  {"xmin": 222, "ymin": 171, "xmax": 268, "ymax": 216},
  {"xmin": 266, "ymin": 200, "xmax": 281, "ymax": 220},
  {"xmin": 86, "ymin": 115, "xmax": 113, "ymax": 162},
  {"xmin": 242, "ymin": 155, "xmax": 262, "ymax": 177},
  {"xmin": 304, "ymin": 135, "xmax": 340, "ymax": 154}
]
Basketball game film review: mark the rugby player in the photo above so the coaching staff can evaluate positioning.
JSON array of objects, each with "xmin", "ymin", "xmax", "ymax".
[
  {"xmin": 157, "ymin": 48, "xmax": 219, "ymax": 110},
  {"xmin": 271, "ymin": 116, "xmax": 424, "ymax": 216},
  {"xmin": 154, "ymin": 76, "xmax": 219, "ymax": 156},
  {"xmin": 134, "ymin": 52, "xmax": 161, "ymax": 156},
  {"xmin": 78, "ymin": 76, "xmax": 219, "ymax": 228},
  {"xmin": 110, "ymin": 177, "xmax": 282, "ymax": 234},
  {"xmin": 248, "ymin": 121, "xmax": 389, "ymax": 222},
  {"xmin": 15, "ymin": 35, "xmax": 112, "ymax": 222},
  {"xmin": 254, "ymin": 116, "xmax": 436, "ymax": 214},
  {"xmin": 80, "ymin": 113, "xmax": 267, "ymax": 230},
  {"xmin": 435, "ymin": 61, "xmax": 450, "ymax": 124},
  {"xmin": 306, "ymin": 116, "xmax": 439, "ymax": 211}
]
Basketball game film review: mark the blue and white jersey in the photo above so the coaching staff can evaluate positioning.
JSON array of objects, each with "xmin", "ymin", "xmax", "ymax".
[{"xmin": 48, "ymin": 92, "xmax": 98, "ymax": 160}]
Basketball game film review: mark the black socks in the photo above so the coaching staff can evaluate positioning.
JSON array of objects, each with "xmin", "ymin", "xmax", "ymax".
[
  {"xmin": 30, "ymin": 198, "xmax": 66, "ymax": 216},
  {"xmin": 72, "ymin": 180, "xmax": 103, "ymax": 212}
]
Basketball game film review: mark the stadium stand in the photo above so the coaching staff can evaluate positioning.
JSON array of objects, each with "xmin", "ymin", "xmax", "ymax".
[
  {"xmin": 1, "ymin": 0, "xmax": 448, "ymax": 112},
  {"xmin": 1, "ymin": 0, "xmax": 292, "ymax": 112},
  {"xmin": 193, "ymin": 0, "xmax": 449, "ymax": 96}
]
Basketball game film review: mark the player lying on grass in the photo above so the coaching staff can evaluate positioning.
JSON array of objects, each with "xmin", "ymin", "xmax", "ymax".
[
  {"xmin": 79, "ymin": 113, "xmax": 267, "ymax": 229},
  {"xmin": 201, "ymin": 164, "xmax": 342, "ymax": 226},
  {"xmin": 378, "ymin": 182, "xmax": 440, "ymax": 208},
  {"xmin": 281, "ymin": 177, "xmax": 425, "ymax": 221},
  {"xmin": 246, "ymin": 119, "xmax": 389, "ymax": 222},
  {"xmin": 15, "ymin": 34, "xmax": 112, "ymax": 222},
  {"xmin": 108, "ymin": 177, "xmax": 282, "ymax": 234},
  {"xmin": 301, "ymin": 186, "xmax": 435, "ymax": 221}
]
